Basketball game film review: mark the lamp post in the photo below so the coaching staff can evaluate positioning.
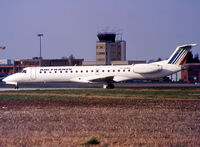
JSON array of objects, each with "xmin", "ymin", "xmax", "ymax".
[{"xmin": 37, "ymin": 33, "xmax": 43, "ymax": 66}]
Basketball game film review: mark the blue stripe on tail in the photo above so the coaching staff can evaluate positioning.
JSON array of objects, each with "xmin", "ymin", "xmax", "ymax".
[
  {"xmin": 168, "ymin": 48, "xmax": 181, "ymax": 64},
  {"xmin": 172, "ymin": 49, "xmax": 185, "ymax": 64}
]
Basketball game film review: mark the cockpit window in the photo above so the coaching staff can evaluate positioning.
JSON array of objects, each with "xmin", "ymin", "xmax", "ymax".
[{"xmin": 22, "ymin": 70, "xmax": 27, "ymax": 73}]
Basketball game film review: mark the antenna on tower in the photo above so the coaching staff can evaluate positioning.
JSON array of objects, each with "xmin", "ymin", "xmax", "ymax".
[{"xmin": 116, "ymin": 29, "xmax": 123, "ymax": 41}]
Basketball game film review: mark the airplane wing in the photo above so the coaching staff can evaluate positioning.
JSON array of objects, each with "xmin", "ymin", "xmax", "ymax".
[
  {"xmin": 70, "ymin": 75, "xmax": 133, "ymax": 83},
  {"xmin": 89, "ymin": 76, "xmax": 114, "ymax": 83},
  {"xmin": 70, "ymin": 75, "xmax": 114, "ymax": 83}
]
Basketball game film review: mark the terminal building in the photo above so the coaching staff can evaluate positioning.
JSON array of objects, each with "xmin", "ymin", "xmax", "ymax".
[
  {"xmin": 181, "ymin": 63, "xmax": 200, "ymax": 83},
  {"xmin": 13, "ymin": 58, "xmax": 83, "ymax": 73},
  {"xmin": 0, "ymin": 59, "xmax": 13, "ymax": 77}
]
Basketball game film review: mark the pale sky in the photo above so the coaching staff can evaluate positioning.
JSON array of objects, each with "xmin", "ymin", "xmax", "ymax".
[{"xmin": 0, "ymin": 0, "xmax": 199, "ymax": 61}]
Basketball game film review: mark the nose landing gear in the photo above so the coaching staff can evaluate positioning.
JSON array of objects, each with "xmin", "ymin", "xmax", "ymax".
[{"xmin": 14, "ymin": 84, "xmax": 19, "ymax": 89}]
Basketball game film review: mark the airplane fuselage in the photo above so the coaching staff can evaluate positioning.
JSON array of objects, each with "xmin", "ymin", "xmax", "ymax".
[
  {"xmin": 3, "ymin": 63, "xmax": 181, "ymax": 86},
  {"xmin": 3, "ymin": 44, "xmax": 196, "ymax": 88}
]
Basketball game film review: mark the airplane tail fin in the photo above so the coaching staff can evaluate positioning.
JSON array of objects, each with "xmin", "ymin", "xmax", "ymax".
[{"xmin": 167, "ymin": 44, "xmax": 197, "ymax": 66}]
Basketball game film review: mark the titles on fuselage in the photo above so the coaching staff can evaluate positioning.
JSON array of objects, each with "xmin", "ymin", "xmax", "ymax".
[
  {"xmin": 40, "ymin": 68, "xmax": 72, "ymax": 72},
  {"xmin": 38, "ymin": 66, "xmax": 132, "ymax": 74}
]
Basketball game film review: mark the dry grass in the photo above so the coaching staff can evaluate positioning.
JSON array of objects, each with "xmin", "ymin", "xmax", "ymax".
[{"xmin": 0, "ymin": 89, "xmax": 199, "ymax": 146}]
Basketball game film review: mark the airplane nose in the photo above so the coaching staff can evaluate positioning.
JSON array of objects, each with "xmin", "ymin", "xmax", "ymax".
[
  {"xmin": 2, "ymin": 76, "xmax": 12, "ymax": 83},
  {"xmin": 2, "ymin": 77, "xmax": 8, "ymax": 82},
  {"xmin": 2, "ymin": 74, "xmax": 18, "ymax": 85}
]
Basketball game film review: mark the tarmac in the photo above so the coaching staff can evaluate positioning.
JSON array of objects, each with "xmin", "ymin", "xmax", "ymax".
[{"xmin": 0, "ymin": 81, "xmax": 200, "ymax": 91}]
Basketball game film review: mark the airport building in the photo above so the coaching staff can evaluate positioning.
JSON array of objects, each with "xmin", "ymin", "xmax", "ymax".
[
  {"xmin": 0, "ymin": 58, "xmax": 84, "ymax": 77},
  {"xmin": 96, "ymin": 33, "xmax": 126, "ymax": 65},
  {"xmin": 181, "ymin": 63, "xmax": 200, "ymax": 83},
  {"xmin": 0, "ymin": 59, "xmax": 12, "ymax": 65},
  {"xmin": 0, "ymin": 59, "xmax": 13, "ymax": 77},
  {"xmin": 13, "ymin": 58, "xmax": 83, "ymax": 73},
  {"xmin": 0, "ymin": 64, "xmax": 13, "ymax": 77},
  {"xmin": 83, "ymin": 32, "xmax": 145, "ymax": 66}
]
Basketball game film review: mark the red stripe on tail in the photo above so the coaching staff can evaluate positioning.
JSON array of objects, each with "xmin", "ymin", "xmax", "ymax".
[{"xmin": 179, "ymin": 54, "xmax": 188, "ymax": 65}]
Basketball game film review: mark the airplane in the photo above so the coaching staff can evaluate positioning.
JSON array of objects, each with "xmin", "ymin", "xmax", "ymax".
[{"xmin": 2, "ymin": 44, "xmax": 197, "ymax": 89}]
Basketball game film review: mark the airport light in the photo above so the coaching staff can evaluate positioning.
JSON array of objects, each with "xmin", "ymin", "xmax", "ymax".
[{"xmin": 37, "ymin": 33, "xmax": 43, "ymax": 66}]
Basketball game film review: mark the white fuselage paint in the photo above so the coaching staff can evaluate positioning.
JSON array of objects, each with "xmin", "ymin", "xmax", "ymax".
[
  {"xmin": 3, "ymin": 44, "xmax": 196, "ymax": 87},
  {"xmin": 2, "ymin": 62, "xmax": 181, "ymax": 86}
]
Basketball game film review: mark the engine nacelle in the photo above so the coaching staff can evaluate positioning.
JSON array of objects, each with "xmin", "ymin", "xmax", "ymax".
[{"xmin": 133, "ymin": 64, "xmax": 162, "ymax": 74}]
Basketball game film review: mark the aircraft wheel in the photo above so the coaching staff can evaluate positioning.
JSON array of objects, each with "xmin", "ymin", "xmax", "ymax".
[
  {"xmin": 15, "ymin": 85, "xmax": 19, "ymax": 89},
  {"xmin": 107, "ymin": 83, "xmax": 115, "ymax": 89},
  {"xmin": 103, "ymin": 83, "xmax": 115, "ymax": 89},
  {"xmin": 103, "ymin": 84, "xmax": 107, "ymax": 89}
]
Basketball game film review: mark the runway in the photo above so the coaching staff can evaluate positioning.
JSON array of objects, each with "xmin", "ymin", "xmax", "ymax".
[
  {"xmin": 0, "ymin": 87, "xmax": 100, "ymax": 92},
  {"xmin": 0, "ymin": 82, "xmax": 200, "ymax": 92}
]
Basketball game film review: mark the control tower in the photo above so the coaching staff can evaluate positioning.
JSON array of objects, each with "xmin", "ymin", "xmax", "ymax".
[
  {"xmin": 97, "ymin": 33, "xmax": 116, "ymax": 42},
  {"xmin": 96, "ymin": 33, "xmax": 126, "ymax": 65}
]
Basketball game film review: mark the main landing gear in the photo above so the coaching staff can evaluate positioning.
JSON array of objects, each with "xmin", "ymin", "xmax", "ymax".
[
  {"xmin": 103, "ymin": 83, "xmax": 115, "ymax": 89},
  {"xmin": 14, "ymin": 84, "xmax": 19, "ymax": 89}
]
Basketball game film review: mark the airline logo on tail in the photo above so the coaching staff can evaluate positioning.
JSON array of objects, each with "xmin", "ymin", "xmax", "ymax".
[{"xmin": 168, "ymin": 44, "xmax": 197, "ymax": 65}]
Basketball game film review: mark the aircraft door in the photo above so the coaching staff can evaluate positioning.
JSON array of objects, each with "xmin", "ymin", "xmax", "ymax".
[{"xmin": 30, "ymin": 67, "xmax": 36, "ymax": 80}]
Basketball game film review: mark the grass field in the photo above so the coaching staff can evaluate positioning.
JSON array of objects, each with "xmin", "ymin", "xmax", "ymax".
[
  {"xmin": 0, "ymin": 88, "xmax": 199, "ymax": 146},
  {"xmin": 1, "ymin": 89, "xmax": 200, "ymax": 99}
]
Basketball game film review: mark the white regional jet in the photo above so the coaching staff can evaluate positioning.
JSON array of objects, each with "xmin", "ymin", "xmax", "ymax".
[{"xmin": 2, "ymin": 44, "xmax": 197, "ymax": 88}]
